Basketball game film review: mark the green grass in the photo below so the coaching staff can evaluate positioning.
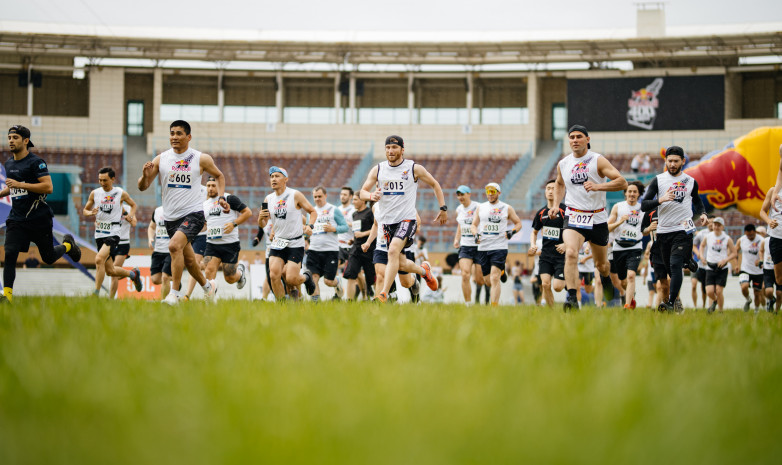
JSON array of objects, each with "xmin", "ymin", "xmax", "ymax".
[{"xmin": 1, "ymin": 297, "xmax": 781, "ymax": 465}]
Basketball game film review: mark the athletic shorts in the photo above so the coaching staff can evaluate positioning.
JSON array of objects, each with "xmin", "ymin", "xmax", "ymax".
[
  {"xmin": 458, "ymin": 245, "xmax": 479, "ymax": 261},
  {"xmin": 95, "ymin": 236, "xmax": 121, "ymax": 260},
  {"xmin": 651, "ymin": 254, "xmax": 669, "ymax": 281},
  {"xmin": 739, "ymin": 272, "xmax": 763, "ymax": 291},
  {"xmin": 565, "ymin": 220, "xmax": 609, "ymax": 247},
  {"xmin": 611, "ymin": 249, "xmax": 643, "ymax": 281},
  {"xmin": 113, "ymin": 243, "xmax": 130, "ymax": 257},
  {"xmin": 696, "ymin": 267, "xmax": 707, "ymax": 282},
  {"xmin": 513, "ymin": 281, "xmax": 524, "ymax": 291},
  {"xmin": 764, "ymin": 269, "xmax": 778, "ymax": 290},
  {"xmin": 339, "ymin": 247, "xmax": 350, "ymax": 263},
  {"xmin": 205, "ymin": 241, "xmax": 241, "ymax": 264},
  {"xmin": 580, "ymin": 271, "xmax": 594, "ymax": 286},
  {"xmin": 538, "ymin": 253, "xmax": 564, "ymax": 280},
  {"xmin": 165, "ymin": 211, "xmax": 206, "ymax": 245},
  {"xmin": 268, "ymin": 246, "xmax": 305, "ymax": 265},
  {"xmin": 372, "ymin": 249, "xmax": 411, "ymax": 275},
  {"xmin": 770, "ymin": 237, "xmax": 782, "ymax": 265},
  {"xmin": 343, "ymin": 252, "xmax": 376, "ymax": 283},
  {"xmin": 706, "ymin": 266, "xmax": 729, "ymax": 287},
  {"xmin": 150, "ymin": 251, "xmax": 172, "ymax": 276},
  {"xmin": 647, "ymin": 278, "xmax": 656, "ymax": 292},
  {"xmin": 382, "ymin": 220, "xmax": 417, "ymax": 249},
  {"xmin": 657, "ymin": 231, "xmax": 694, "ymax": 274},
  {"xmin": 192, "ymin": 234, "xmax": 207, "ymax": 256},
  {"xmin": 476, "ymin": 249, "xmax": 508, "ymax": 277},
  {"xmin": 306, "ymin": 250, "xmax": 339, "ymax": 280},
  {"xmin": 610, "ymin": 258, "xmax": 618, "ymax": 274},
  {"xmin": 4, "ymin": 217, "xmax": 57, "ymax": 254}
]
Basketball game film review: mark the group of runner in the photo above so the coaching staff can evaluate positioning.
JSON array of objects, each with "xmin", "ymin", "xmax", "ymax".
[{"xmin": 4, "ymin": 121, "xmax": 782, "ymax": 311}]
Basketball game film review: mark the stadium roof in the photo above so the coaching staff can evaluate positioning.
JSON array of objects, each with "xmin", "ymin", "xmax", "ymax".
[{"xmin": 1, "ymin": 20, "xmax": 781, "ymax": 66}]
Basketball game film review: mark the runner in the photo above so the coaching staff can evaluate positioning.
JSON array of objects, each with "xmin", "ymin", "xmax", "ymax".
[
  {"xmin": 148, "ymin": 205, "xmax": 173, "ymax": 299},
  {"xmin": 759, "ymin": 186, "xmax": 782, "ymax": 310},
  {"xmin": 471, "ymin": 182, "xmax": 523, "ymax": 306},
  {"xmin": 136, "ymin": 120, "xmax": 222, "ymax": 304},
  {"xmin": 551, "ymin": 125, "xmax": 628, "ymax": 311},
  {"xmin": 700, "ymin": 217, "xmax": 736, "ymax": 313},
  {"xmin": 82, "ymin": 167, "xmax": 143, "ymax": 296},
  {"xmin": 257, "ymin": 166, "xmax": 318, "ymax": 300},
  {"xmin": 607, "ymin": 181, "xmax": 645, "ymax": 309},
  {"xmin": 736, "ymin": 224, "xmax": 763, "ymax": 312},
  {"xmin": 343, "ymin": 192, "xmax": 376, "ymax": 300},
  {"xmin": 530, "ymin": 237, "xmax": 543, "ymax": 305},
  {"xmin": 358, "ymin": 135, "xmax": 444, "ymax": 302},
  {"xmin": 110, "ymin": 203, "xmax": 134, "ymax": 298},
  {"xmin": 577, "ymin": 242, "xmax": 595, "ymax": 305},
  {"xmin": 184, "ymin": 182, "xmax": 209, "ymax": 300},
  {"xmin": 203, "ymin": 177, "xmax": 253, "ymax": 295},
  {"xmin": 641, "ymin": 208, "xmax": 670, "ymax": 310},
  {"xmin": 758, "ymin": 226, "xmax": 781, "ymax": 312},
  {"xmin": 528, "ymin": 180, "xmax": 566, "ymax": 307},
  {"xmin": 452, "ymin": 185, "xmax": 485, "ymax": 304},
  {"xmin": 691, "ymin": 220, "xmax": 713, "ymax": 308},
  {"xmin": 1, "ymin": 125, "xmax": 81, "ymax": 303},
  {"xmin": 641, "ymin": 146, "xmax": 708, "ymax": 312},
  {"xmin": 510, "ymin": 260, "xmax": 525, "ymax": 304},
  {"xmin": 306, "ymin": 186, "xmax": 348, "ymax": 301},
  {"xmin": 367, "ymin": 204, "xmax": 420, "ymax": 302}
]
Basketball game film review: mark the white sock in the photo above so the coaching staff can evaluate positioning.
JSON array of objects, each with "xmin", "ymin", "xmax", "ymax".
[{"xmin": 202, "ymin": 281, "xmax": 212, "ymax": 292}]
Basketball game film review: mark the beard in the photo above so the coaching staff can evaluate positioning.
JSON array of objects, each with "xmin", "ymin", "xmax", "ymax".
[{"xmin": 667, "ymin": 165, "xmax": 681, "ymax": 176}]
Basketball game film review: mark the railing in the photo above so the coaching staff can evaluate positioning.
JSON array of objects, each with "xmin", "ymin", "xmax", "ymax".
[
  {"xmin": 525, "ymin": 140, "xmax": 562, "ymax": 211},
  {"xmin": 345, "ymin": 144, "xmax": 375, "ymax": 190}
]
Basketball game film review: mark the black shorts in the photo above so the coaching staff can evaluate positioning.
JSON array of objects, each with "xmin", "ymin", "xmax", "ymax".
[
  {"xmin": 611, "ymin": 249, "xmax": 643, "ymax": 281},
  {"xmin": 268, "ymin": 246, "xmax": 305, "ymax": 265},
  {"xmin": 764, "ymin": 269, "xmax": 779, "ymax": 290},
  {"xmin": 4, "ymin": 217, "xmax": 55, "ymax": 254},
  {"xmin": 371, "ymin": 248, "xmax": 411, "ymax": 275},
  {"xmin": 656, "ymin": 231, "xmax": 694, "ymax": 273},
  {"xmin": 706, "ymin": 266, "xmax": 729, "ymax": 287},
  {"xmin": 647, "ymin": 278, "xmax": 656, "ymax": 291},
  {"xmin": 382, "ymin": 220, "xmax": 417, "ymax": 249},
  {"xmin": 95, "ymin": 236, "xmax": 121, "ymax": 260},
  {"xmin": 205, "ymin": 241, "xmax": 241, "ymax": 264},
  {"xmin": 539, "ymin": 253, "xmax": 565, "ymax": 280},
  {"xmin": 306, "ymin": 250, "xmax": 339, "ymax": 280},
  {"xmin": 565, "ymin": 220, "xmax": 609, "ymax": 247},
  {"xmin": 458, "ymin": 245, "xmax": 479, "ymax": 261},
  {"xmin": 610, "ymin": 257, "xmax": 618, "ymax": 274},
  {"xmin": 740, "ymin": 273, "xmax": 763, "ymax": 290},
  {"xmin": 477, "ymin": 249, "xmax": 508, "ymax": 277},
  {"xmin": 165, "ymin": 211, "xmax": 206, "ymax": 245},
  {"xmin": 343, "ymin": 252, "xmax": 376, "ymax": 284},
  {"xmin": 339, "ymin": 247, "xmax": 350, "ymax": 263},
  {"xmin": 696, "ymin": 267, "xmax": 707, "ymax": 282},
  {"xmin": 580, "ymin": 271, "xmax": 594, "ymax": 286},
  {"xmin": 192, "ymin": 235, "xmax": 207, "ymax": 256},
  {"xmin": 769, "ymin": 237, "xmax": 782, "ymax": 265},
  {"xmin": 150, "ymin": 251, "xmax": 172, "ymax": 276},
  {"xmin": 113, "ymin": 243, "xmax": 130, "ymax": 257},
  {"xmin": 652, "ymin": 260, "xmax": 669, "ymax": 281}
]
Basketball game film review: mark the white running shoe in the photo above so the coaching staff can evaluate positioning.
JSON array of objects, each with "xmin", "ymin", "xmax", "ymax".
[
  {"xmin": 204, "ymin": 279, "xmax": 219, "ymax": 302},
  {"xmin": 335, "ymin": 277, "xmax": 344, "ymax": 299},
  {"xmin": 237, "ymin": 263, "xmax": 247, "ymax": 289},
  {"xmin": 162, "ymin": 290, "xmax": 179, "ymax": 305}
]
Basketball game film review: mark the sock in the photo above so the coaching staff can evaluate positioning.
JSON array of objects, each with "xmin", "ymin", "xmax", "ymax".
[
  {"xmin": 567, "ymin": 288, "xmax": 578, "ymax": 300},
  {"xmin": 475, "ymin": 285, "xmax": 482, "ymax": 302},
  {"xmin": 4, "ymin": 287, "xmax": 12, "ymax": 302},
  {"xmin": 484, "ymin": 285, "xmax": 490, "ymax": 304},
  {"xmin": 202, "ymin": 281, "xmax": 212, "ymax": 292},
  {"xmin": 64, "ymin": 243, "xmax": 72, "ymax": 253},
  {"xmin": 389, "ymin": 281, "xmax": 397, "ymax": 294},
  {"xmin": 600, "ymin": 273, "xmax": 613, "ymax": 290}
]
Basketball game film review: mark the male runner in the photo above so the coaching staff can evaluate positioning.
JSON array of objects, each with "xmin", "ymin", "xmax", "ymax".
[
  {"xmin": 257, "ymin": 166, "xmax": 318, "ymax": 300},
  {"xmin": 577, "ymin": 242, "xmax": 595, "ymax": 305},
  {"xmin": 550, "ymin": 125, "xmax": 628, "ymax": 311},
  {"xmin": 528, "ymin": 180, "xmax": 566, "ymax": 307},
  {"xmin": 641, "ymin": 146, "xmax": 708, "ymax": 312},
  {"xmin": 358, "ymin": 135, "xmax": 444, "ymax": 302},
  {"xmin": 110, "ymin": 204, "xmax": 134, "ymax": 298},
  {"xmin": 203, "ymin": 177, "xmax": 252, "ymax": 295},
  {"xmin": 760, "ymin": 186, "xmax": 782, "ymax": 310},
  {"xmin": 607, "ymin": 181, "xmax": 645, "ymax": 309},
  {"xmin": 452, "ymin": 185, "xmax": 485, "ymax": 304},
  {"xmin": 307, "ymin": 186, "xmax": 348, "ymax": 301},
  {"xmin": 184, "ymin": 182, "xmax": 209, "ymax": 300},
  {"xmin": 758, "ymin": 226, "xmax": 781, "ymax": 312},
  {"xmin": 736, "ymin": 224, "xmax": 763, "ymax": 312},
  {"xmin": 1, "ymin": 125, "xmax": 81, "ymax": 303},
  {"xmin": 83, "ymin": 167, "xmax": 142, "ymax": 296},
  {"xmin": 700, "ymin": 217, "xmax": 735, "ymax": 313},
  {"xmin": 343, "ymin": 192, "xmax": 376, "ymax": 300},
  {"xmin": 148, "ymin": 206, "xmax": 173, "ymax": 299},
  {"xmin": 366, "ymin": 204, "xmax": 420, "ymax": 302},
  {"xmin": 137, "ymin": 120, "xmax": 223, "ymax": 304},
  {"xmin": 691, "ymin": 220, "xmax": 713, "ymax": 308},
  {"xmin": 337, "ymin": 186, "xmax": 356, "ymax": 265},
  {"xmin": 471, "ymin": 182, "xmax": 523, "ymax": 306}
]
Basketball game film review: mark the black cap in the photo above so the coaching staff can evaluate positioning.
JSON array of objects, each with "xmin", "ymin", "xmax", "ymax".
[
  {"xmin": 665, "ymin": 146, "xmax": 685, "ymax": 158},
  {"xmin": 8, "ymin": 125, "xmax": 34, "ymax": 148},
  {"xmin": 385, "ymin": 135, "xmax": 404, "ymax": 148},
  {"xmin": 568, "ymin": 125, "xmax": 590, "ymax": 149}
]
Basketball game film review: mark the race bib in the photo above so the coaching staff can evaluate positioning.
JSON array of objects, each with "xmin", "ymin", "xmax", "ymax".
[
  {"xmin": 167, "ymin": 171, "xmax": 192, "ymax": 188},
  {"xmin": 567, "ymin": 208, "xmax": 594, "ymax": 230},
  {"xmin": 382, "ymin": 180, "xmax": 406, "ymax": 195},
  {"xmin": 619, "ymin": 228, "xmax": 640, "ymax": 241},
  {"xmin": 739, "ymin": 273, "xmax": 750, "ymax": 284},
  {"xmin": 270, "ymin": 237, "xmax": 290, "ymax": 250},
  {"xmin": 155, "ymin": 225, "xmax": 169, "ymax": 239},
  {"xmin": 542, "ymin": 226, "xmax": 560, "ymax": 240},
  {"xmin": 9, "ymin": 187, "xmax": 27, "ymax": 199},
  {"xmin": 207, "ymin": 226, "xmax": 223, "ymax": 240},
  {"xmin": 461, "ymin": 226, "xmax": 474, "ymax": 237},
  {"xmin": 681, "ymin": 219, "xmax": 696, "ymax": 234},
  {"xmin": 482, "ymin": 223, "xmax": 501, "ymax": 235},
  {"xmin": 352, "ymin": 220, "xmax": 362, "ymax": 232},
  {"xmin": 95, "ymin": 221, "xmax": 112, "ymax": 234},
  {"xmin": 313, "ymin": 223, "xmax": 327, "ymax": 235}
]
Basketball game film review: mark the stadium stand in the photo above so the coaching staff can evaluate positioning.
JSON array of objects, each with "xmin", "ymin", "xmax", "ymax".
[{"xmin": 1, "ymin": 148, "xmax": 124, "ymax": 184}]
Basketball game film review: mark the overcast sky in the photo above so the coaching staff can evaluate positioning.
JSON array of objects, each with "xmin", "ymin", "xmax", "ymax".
[{"xmin": 6, "ymin": 0, "xmax": 782, "ymax": 31}]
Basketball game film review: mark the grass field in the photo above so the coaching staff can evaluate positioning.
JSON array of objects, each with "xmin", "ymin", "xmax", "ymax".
[{"xmin": 1, "ymin": 297, "xmax": 781, "ymax": 465}]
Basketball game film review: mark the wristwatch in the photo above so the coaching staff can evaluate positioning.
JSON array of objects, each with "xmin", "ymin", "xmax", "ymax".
[
  {"xmin": 439, "ymin": 205, "xmax": 447, "ymax": 211},
  {"xmin": 232, "ymin": 222, "xmax": 238, "ymax": 228}
]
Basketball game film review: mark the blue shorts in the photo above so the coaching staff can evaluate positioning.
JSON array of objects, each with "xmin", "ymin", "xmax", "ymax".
[
  {"xmin": 477, "ymin": 249, "xmax": 508, "ymax": 277},
  {"xmin": 458, "ymin": 245, "xmax": 479, "ymax": 261},
  {"xmin": 192, "ymin": 234, "xmax": 207, "ymax": 256},
  {"xmin": 372, "ymin": 248, "xmax": 411, "ymax": 274}
]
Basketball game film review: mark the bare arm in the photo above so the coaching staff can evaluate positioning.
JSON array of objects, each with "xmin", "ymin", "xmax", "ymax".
[
  {"xmin": 607, "ymin": 204, "xmax": 625, "ymax": 232},
  {"xmin": 0, "ymin": 186, "xmax": 9, "ymax": 198},
  {"xmin": 5, "ymin": 175, "xmax": 54, "ymax": 195},
  {"xmin": 414, "ymin": 164, "xmax": 447, "ymax": 225},
  {"xmin": 549, "ymin": 165, "xmax": 566, "ymax": 219},
  {"xmin": 121, "ymin": 191, "xmax": 137, "ymax": 225},
  {"xmin": 507, "ymin": 206, "xmax": 523, "ymax": 235},
  {"xmin": 760, "ymin": 188, "xmax": 777, "ymax": 229},
  {"xmin": 200, "ymin": 154, "xmax": 225, "ymax": 198},
  {"xmin": 295, "ymin": 191, "xmax": 318, "ymax": 235},
  {"xmin": 83, "ymin": 191, "xmax": 97, "ymax": 217},
  {"xmin": 700, "ymin": 237, "xmax": 708, "ymax": 264},
  {"xmin": 359, "ymin": 166, "xmax": 380, "ymax": 202},
  {"xmin": 723, "ymin": 238, "xmax": 737, "ymax": 268},
  {"xmin": 588, "ymin": 156, "xmax": 628, "ymax": 192},
  {"xmin": 147, "ymin": 220, "xmax": 156, "ymax": 249},
  {"xmin": 138, "ymin": 156, "xmax": 160, "ymax": 191},
  {"xmin": 453, "ymin": 224, "xmax": 461, "ymax": 249}
]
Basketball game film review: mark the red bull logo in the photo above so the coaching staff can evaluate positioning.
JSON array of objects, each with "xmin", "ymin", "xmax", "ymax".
[
  {"xmin": 570, "ymin": 160, "xmax": 590, "ymax": 185},
  {"xmin": 171, "ymin": 154, "xmax": 194, "ymax": 172},
  {"xmin": 685, "ymin": 149, "xmax": 766, "ymax": 210}
]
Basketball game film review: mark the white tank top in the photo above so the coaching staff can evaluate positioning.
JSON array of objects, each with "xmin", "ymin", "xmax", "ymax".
[
  {"xmin": 158, "ymin": 148, "xmax": 203, "ymax": 221},
  {"xmin": 153, "ymin": 206, "xmax": 171, "ymax": 253},
  {"xmin": 119, "ymin": 204, "xmax": 131, "ymax": 244},
  {"xmin": 204, "ymin": 194, "xmax": 240, "ymax": 245},
  {"xmin": 768, "ymin": 197, "xmax": 782, "ymax": 240},
  {"xmin": 763, "ymin": 236, "xmax": 774, "ymax": 270},
  {"xmin": 612, "ymin": 201, "xmax": 644, "ymax": 251},
  {"xmin": 266, "ymin": 187, "xmax": 305, "ymax": 249},
  {"xmin": 655, "ymin": 171, "xmax": 697, "ymax": 234},
  {"xmin": 578, "ymin": 243, "xmax": 595, "ymax": 272},
  {"xmin": 457, "ymin": 201, "xmax": 480, "ymax": 247},
  {"xmin": 477, "ymin": 200, "xmax": 509, "ymax": 251},
  {"xmin": 93, "ymin": 186, "xmax": 124, "ymax": 239},
  {"xmin": 738, "ymin": 235, "xmax": 763, "ymax": 275},
  {"xmin": 338, "ymin": 204, "xmax": 355, "ymax": 248},
  {"xmin": 558, "ymin": 151, "xmax": 608, "ymax": 224},
  {"xmin": 310, "ymin": 203, "xmax": 340, "ymax": 252},
  {"xmin": 376, "ymin": 159, "xmax": 418, "ymax": 224},
  {"xmin": 705, "ymin": 231, "xmax": 730, "ymax": 264}
]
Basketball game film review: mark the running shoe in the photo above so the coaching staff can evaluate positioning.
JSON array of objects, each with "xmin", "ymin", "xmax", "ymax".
[
  {"xmin": 237, "ymin": 263, "xmax": 247, "ymax": 289},
  {"xmin": 707, "ymin": 301, "xmax": 717, "ymax": 314},
  {"xmin": 410, "ymin": 279, "xmax": 421, "ymax": 303},
  {"xmin": 743, "ymin": 298, "xmax": 752, "ymax": 312},
  {"xmin": 303, "ymin": 270, "xmax": 316, "ymax": 296},
  {"xmin": 162, "ymin": 291, "xmax": 179, "ymax": 305},
  {"xmin": 500, "ymin": 269, "xmax": 508, "ymax": 283},
  {"xmin": 131, "ymin": 267, "xmax": 143, "ymax": 292},
  {"xmin": 421, "ymin": 261, "xmax": 438, "ymax": 291},
  {"xmin": 205, "ymin": 279, "xmax": 218, "ymax": 301},
  {"xmin": 335, "ymin": 277, "xmax": 344, "ymax": 299},
  {"xmin": 658, "ymin": 301, "xmax": 673, "ymax": 313},
  {"xmin": 62, "ymin": 234, "xmax": 81, "ymax": 262},
  {"xmin": 374, "ymin": 292, "xmax": 388, "ymax": 303}
]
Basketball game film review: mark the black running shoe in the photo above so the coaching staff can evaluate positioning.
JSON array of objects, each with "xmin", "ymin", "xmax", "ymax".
[
  {"xmin": 0, "ymin": 295, "xmax": 9, "ymax": 304},
  {"xmin": 767, "ymin": 296, "xmax": 776, "ymax": 312},
  {"xmin": 500, "ymin": 269, "xmax": 508, "ymax": 283},
  {"xmin": 707, "ymin": 302, "xmax": 717, "ymax": 314},
  {"xmin": 131, "ymin": 267, "xmax": 143, "ymax": 292},
  {"xmin": 600, "ymin": 274, "xmax": 614, "ymax": 302},
  {"xmin": 563, "ymin": 294, "xmax": 575, "ymax": 312},
  {"xmin": 62, "ymin": 234, "xmax": 81, "ymax": 262},
  {"xmin": 686, "ymin": 258, "xmax": 699, "ymax": 272},
  {"xmin": 410, "ymin": 279, "xmax": 421, "ymax": 303},
  {"xmin": 658, "ymin": 301, "xmax": 673, "ymax": 313},
  {"xmin": 303, "ymin": 270, "xmax": 316, "ymax": 296}
]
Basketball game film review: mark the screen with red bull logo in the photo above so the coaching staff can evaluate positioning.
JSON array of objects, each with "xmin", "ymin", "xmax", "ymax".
[{"xmin": 567, "ymin": 75, "xmax": 724, "ymax": 131}]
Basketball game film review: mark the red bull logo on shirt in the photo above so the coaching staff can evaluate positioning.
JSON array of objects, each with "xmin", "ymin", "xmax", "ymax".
[
  {"xmin": 171, "ymin": 154, "xmax": 194, "ymax": 172},
  {"xmin": 489, "ymin": 206, "xmax": 504, "ymax": 223},
  {"xmin": 570, "ymin": 158, "xmax": 592, "ymax": 185},
  {"xmin": 668, "ymin": 180, "xmax": 689, "ymax": 203}
]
